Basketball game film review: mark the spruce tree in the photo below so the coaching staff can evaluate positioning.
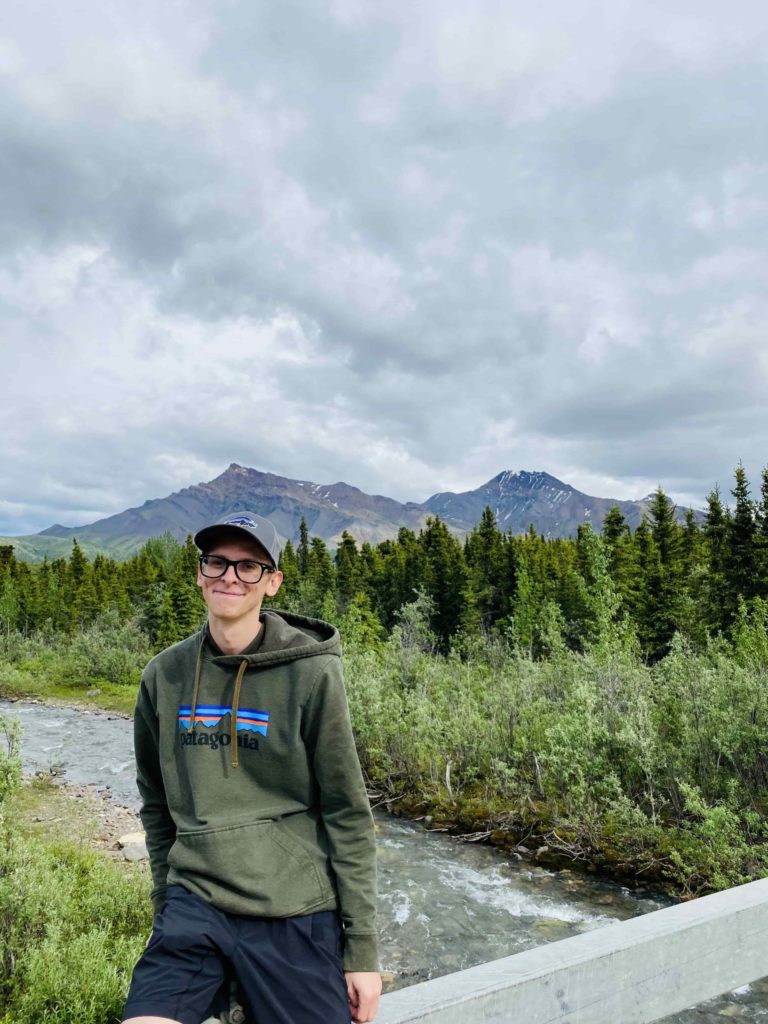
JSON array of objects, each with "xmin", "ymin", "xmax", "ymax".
[
  {"xmin": 0, "ymin": 545, "xmax": 15, "ymax": 581},
  {"xmin": 156, "ymin": 587, "xmax": 182, "ymax": 649},
  {"xmin": 727, "ymin": 463, "xmax": 758, "ymax": 605},
  {"xmin": 573, "ymin": 523, "xmax": 623, "ymax": 649},
  {"xmin": 297, "ymin": 518, "xmax": 311, "ymax": 577},
  {"xmin": 509, "ymin": 558, "xmax": 541, "ymax": 656},
  {"xmin": 377, "ymin": 528, "xmax": 427, "ymax": 627},
  {"xmin": 648, "ymin": 488, "xmax": 681, "ymax": 569},
  {"xmin": 168, "ymin": 562, "xmax": 204, "ymax": 637},
  {"xmin": 464, "ymin": 506, "xmax": 505, "ymax": 629},
  {"xmin": 420, "ymin": 517, "xmax": 469, "ymax": 649},
  {"xmin": 0, "ymin": 576, "xmax": 19, "ymax": 635},
  {"xmin": 277, "ymin": 539, "xmax": 300, "ymax": 606},
  {"xmin": 125, "ymin": 547, "xmax": 159, "ymax": 604},
  {"xmin": 704, "ymin": 485, "xmax": 730, "ymax": 633},
  {"xmin": 300, "ymin": 536, "xmax": 336, "ymax": 618},
  {"xmin": 179, "ymin": 535, "xmax": 200, "ymax": 579},
  {"xmin": 335, "ymin": 532, "xmax": 363, "ymax": 611},
  {"xmin": 633, "ymin": 518, "xmax": 674, "ymax": 659},
  {"xmin": 68, "ymin": 540, "xmax": 99, "ymax": 626},
  {"xmin": 601, "ymin": 506, "xmax": 636, "ymax": 612},
  {"xmin": 68, "ymin": 538, "xmax": 89, "ymax": 588},
  {"xmin": 681, "ymin": 509, "xmax": 702, "ymax": 578},
  {"xmin": 48, "ymin": 558, "xmax": 71, "ymax": 630},
  {"xmin": 677, "ymin": 508, "xmax": 707, "ymax": 646},
  {"xmin": 498, "ymin": 534, "xmax": 520, "ymax": 621}
]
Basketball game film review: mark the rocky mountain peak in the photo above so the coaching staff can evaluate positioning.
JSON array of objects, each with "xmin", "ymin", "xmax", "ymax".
[{"xmin": 6, "ymin": 463, "xmax": 701, "ymax": 561}]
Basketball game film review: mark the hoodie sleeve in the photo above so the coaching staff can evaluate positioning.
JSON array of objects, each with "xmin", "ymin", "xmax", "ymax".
[
  {"xmin": 134, "ymin": 673, "xmax": 177, "ymax": 916},
  {"xmin": 302, "ymin": 656, "xmax": 379, "ymax": 973}
]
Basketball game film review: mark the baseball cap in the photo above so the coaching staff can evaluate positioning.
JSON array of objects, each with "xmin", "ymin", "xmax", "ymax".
[{"xmin": 194, "ymin": 511, "xmax": 282, "ymax": 568}]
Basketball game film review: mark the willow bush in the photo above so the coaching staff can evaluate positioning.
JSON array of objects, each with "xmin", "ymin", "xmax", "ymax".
[
  {"xmin": 0, "ymin": 611, "xmax": 152, "ymax": 695},
  {"xmin": 342, "ymin": 596, "xmax": 768, "ymax": 894}
]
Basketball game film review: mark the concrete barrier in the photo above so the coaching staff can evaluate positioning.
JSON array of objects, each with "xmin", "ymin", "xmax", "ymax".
[{"xmin": 377, "ymin": 877, "xmax": 768, "ymax": 1024}]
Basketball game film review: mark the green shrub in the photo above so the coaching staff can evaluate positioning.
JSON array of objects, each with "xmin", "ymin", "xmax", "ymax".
[
  {"xmin": 1, "ymin": 613, "xmax": 151, "ymax": 690},
  {"xmin": 0, "ymin": 713, "xmax": 21, "ymax": 807},
  {"xmin": 344, "ymin": 607, "xmax": 768, "ymax": 893},
  {"xmin": 0, "ymin": 714, "xmax": 149, "ymax": 1023},
  {"xmin": 0, "ymin": 831, "xmax": 151, "ymax": 1024}
]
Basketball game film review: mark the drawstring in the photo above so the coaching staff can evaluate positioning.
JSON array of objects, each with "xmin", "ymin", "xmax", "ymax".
[
  {"xmin": 188, "ymin": 638, "xmax": 204, "ymax": 736},
  {"xmin": 231, "ymin": 660, "xmax": 248, "ymax": 768},
  {"xmin": 188, "ymin": 638, "xmax": 249, "ymax": 769}
]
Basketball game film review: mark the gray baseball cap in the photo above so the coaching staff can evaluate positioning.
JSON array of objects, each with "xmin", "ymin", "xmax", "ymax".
[{"xmin": 194, "ymin": 511, "xmax": 282, "ymax": 568}]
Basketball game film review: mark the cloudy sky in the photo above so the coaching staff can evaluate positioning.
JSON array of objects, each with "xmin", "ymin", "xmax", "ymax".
[{"xmin": 2, "ymin": 0, "xmax": 768, "ymax": 535}]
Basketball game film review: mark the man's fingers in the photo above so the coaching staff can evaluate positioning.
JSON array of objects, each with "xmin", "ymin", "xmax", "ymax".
[
  {"xmin": 353, "ymin": 998, "xmax": 374, "ymax": 1022},
  {"xmin": 349, "ymin": 988, "xmax": 380, "ymax": 1022},
  {"xmin": 346, "ymin": 978, "xmax": 358, "ymax": 1007},
  {"xmin": 346, "ymin": 971, "xmax": 382, "ymax": 1022}
]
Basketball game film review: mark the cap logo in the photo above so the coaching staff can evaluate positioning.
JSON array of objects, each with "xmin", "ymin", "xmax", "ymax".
[{"xmin": 226, "ymin": 516, "xmax": 258, "ymax": 528}]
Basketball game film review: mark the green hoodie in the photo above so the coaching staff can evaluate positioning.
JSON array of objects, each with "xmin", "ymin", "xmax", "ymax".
[{"xmin": 133, "ymin": 608, "xmax": 379, "ymax": 973}]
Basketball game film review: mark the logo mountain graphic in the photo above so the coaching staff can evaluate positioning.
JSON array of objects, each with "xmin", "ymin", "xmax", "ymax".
[{"xmin": 177, "ymin": 705, "xmax": 269, "ymax": 736}]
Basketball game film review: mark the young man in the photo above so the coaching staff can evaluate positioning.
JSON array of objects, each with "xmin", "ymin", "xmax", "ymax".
[{"xmin": 122, "ymin": 512, "xmax": 381, "ymax": 1024}]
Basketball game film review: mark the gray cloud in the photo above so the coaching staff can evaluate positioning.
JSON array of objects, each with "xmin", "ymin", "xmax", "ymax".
[{"xmin": 1, "ymin": 0, "xmax": 768, "ymax": 534}]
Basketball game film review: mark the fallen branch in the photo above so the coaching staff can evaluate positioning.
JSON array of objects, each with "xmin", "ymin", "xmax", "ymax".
[{"xmin": 370, "ymin": 792, "xmax": 408, "ymax": 811}]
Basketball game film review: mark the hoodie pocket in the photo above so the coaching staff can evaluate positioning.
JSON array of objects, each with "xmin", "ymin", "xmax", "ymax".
[{"xmin": 167, "ymin": 819, "xmax": 332, "ymax": 917}]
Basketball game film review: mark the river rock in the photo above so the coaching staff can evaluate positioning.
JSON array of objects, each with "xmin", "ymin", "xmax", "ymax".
[
  {"xmin": 118, "ymin": 831, "xmax": 148, "ymax": 860},
  {"xmin": 533, "ymin": 917, "xmax": 569, "ymax": 937},
  {"xmin": 594, "ymin": 893, "xmax": 615, "ymax": 905},
  {"xmin": 122, "ymin": 843, "xmax": 148, "ymax": 861},
  {"xmin": 118, "ymin": 831, "xmax": 146, "ymax": 847}
]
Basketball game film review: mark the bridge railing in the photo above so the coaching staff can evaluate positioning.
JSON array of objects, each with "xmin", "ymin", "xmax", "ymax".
[{"xmin": 377, "ymin": 876, "xmax": 768, "ymax": 1024}]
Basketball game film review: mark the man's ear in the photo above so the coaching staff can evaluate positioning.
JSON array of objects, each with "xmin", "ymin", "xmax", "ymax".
[{"xmin": 266, "ymin": 570, "xmax": 283, "ymax": 597}]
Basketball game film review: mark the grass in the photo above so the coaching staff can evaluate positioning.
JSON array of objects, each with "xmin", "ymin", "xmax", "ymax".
[{"xmin": 9, "ymin": 773, "xmax": 144, "ymax": 853}]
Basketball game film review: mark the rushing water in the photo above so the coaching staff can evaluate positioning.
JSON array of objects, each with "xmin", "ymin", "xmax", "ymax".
[{"xmin": 2, "ymin": 698, "xmax": 766, "ymax": 1019}]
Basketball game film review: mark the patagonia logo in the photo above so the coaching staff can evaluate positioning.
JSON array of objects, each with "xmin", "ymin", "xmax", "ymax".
[
  {"xmin": 178, "ymin": 705, "xmax": 269, "ymax": 736},
  {"xmin": 226, "ymin": 516, "xmax": 258, "ymax": 528}
]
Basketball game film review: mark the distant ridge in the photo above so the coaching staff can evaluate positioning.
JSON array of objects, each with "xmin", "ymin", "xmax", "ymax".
[
  {"xmin": 423, "ymin": 469, "xmax": 663, "ymax": 536},
  {"xmin": 2, "ymin": 463, "xmax": 698, "ymax": 561}
]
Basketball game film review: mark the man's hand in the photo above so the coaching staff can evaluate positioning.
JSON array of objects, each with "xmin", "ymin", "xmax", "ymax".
[{"xmin": 345, "ymin": 971, "xmax": 382, "ymax": 1023}]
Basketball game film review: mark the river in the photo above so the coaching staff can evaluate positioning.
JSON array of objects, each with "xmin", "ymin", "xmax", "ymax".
[{"xmin": 2, "ymin": 698, "xmax": 767, "ymax": 1021}]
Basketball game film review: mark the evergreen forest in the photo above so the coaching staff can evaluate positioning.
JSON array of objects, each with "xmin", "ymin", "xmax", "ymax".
[{"xmin": 2, "ymin": 464, "xmax": 768, "ymax": 659}]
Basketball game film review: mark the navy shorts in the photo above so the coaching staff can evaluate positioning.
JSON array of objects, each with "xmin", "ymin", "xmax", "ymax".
[{"xmin": 123, "ymin": 885, "xmax": 350, "ymax": 1024}]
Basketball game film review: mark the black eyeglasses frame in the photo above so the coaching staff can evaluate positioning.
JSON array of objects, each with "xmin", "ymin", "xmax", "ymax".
[{"xmin": 198, "ymin": 554, "xmax": 275, "ymax": 584}]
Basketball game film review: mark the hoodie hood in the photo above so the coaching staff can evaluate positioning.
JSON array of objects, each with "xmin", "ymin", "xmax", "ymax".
[{"xmin": 202, "ymin": 608, "xmax": 341, "ymax": 667}]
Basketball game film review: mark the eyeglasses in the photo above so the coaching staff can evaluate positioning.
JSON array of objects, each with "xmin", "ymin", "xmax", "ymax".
[{"xmin": 199, "ymin": 555, "xmax": 275, "ymax": 584}]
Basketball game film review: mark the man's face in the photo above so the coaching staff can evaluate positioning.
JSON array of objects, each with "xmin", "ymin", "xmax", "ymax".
[{"xmin": 196, "ymin": 536, "xmax": 283, "ymax": 626}]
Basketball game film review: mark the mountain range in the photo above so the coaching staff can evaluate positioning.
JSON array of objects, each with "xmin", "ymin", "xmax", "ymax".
[{"xmin": 2, "ymin": 463, "xmax": 695, "ymax": 561}]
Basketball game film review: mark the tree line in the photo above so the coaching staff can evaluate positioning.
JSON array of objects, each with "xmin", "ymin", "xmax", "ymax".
[{"xmin": 1, "ymin": 462, "xmax": 768, "ymax": 661}]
